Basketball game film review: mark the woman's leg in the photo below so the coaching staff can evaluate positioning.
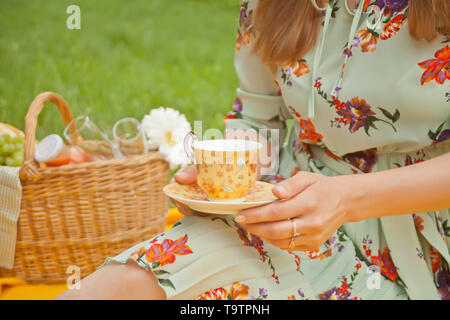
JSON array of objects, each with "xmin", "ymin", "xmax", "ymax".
[{"xmin": 55, "ymin": 260, "xmax": 166, "ymax": 300}]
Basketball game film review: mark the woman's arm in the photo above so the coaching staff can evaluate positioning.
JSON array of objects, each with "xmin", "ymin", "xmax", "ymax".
[
  {"xmin": 345, "ymin": 152, "xmax": 450, "ymax": 222},
  {"xmin": 237, "ymin": 152, "xmax": 450, "ymax": 251}
]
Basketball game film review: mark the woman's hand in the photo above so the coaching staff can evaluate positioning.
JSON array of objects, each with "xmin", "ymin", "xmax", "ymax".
[
  {"xmin": 235, "ymin": 171, "xmax": 353, "ymax": 251},
  {"xmin": 172, "ymin": 165, "xmax": 210, "ymax": 216},
  {"xmin": 235, "ymin": 151, "xmax": 450, "ymax": 252}
]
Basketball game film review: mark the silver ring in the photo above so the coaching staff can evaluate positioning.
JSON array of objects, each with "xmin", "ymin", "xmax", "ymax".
[{"xmin": 288, "ymin": 218, "xmax": 300, "ymax": 249}]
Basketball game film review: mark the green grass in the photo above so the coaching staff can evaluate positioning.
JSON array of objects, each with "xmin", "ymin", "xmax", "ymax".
[{"xmin": 0, "ymin": 0, "xmax": 240, "ymax": 140}]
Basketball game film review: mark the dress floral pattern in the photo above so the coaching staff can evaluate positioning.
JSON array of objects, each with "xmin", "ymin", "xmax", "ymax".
[
  {"xmin": 314, "ymin": 77, "xmax": 401, "ymax": 135},
  {"xmin": 100, "ymin": 0, "xmax": 449, "ymax": 300},
  {"xmin": 355, "ymin": 0, "xmax": 408, "ymax": 53}
]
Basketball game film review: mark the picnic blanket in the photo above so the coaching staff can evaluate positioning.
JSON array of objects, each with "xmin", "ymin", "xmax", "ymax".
[{"xmin": 0, "ymin": 166, "xmax": 22, "ymax": 269}]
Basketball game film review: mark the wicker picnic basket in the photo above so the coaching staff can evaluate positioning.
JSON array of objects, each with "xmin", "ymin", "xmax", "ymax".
[{"xmin": 0, "ymin": 92, "xmax": 170, "ymax": 283}]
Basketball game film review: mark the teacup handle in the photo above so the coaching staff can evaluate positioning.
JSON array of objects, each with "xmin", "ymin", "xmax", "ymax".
[{"xmin": 183, "ymin": 130, "xmax": 198, "ymax": 164}]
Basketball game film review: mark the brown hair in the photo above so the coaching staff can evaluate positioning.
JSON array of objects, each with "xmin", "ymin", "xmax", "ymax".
[{"xmin": 251, "ymin": 0, "xmax": 450, "ymax": 68}]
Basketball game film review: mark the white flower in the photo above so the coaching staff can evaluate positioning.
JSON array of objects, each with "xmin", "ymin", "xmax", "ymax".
[
  {"xmin": 141, "ymin": 107, "xmax": 191, "ymax": 169},
  {"xmin": 159, "ymin": 142, "xmax": 190, "ymax": 170}
]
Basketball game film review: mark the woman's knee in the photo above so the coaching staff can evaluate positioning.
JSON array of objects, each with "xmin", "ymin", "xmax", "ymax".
[
  {"xmin": 55, "ymin": 260, "xmax": 166, "ymax": 300},
  {"xmin": 119, "ymin": 260, "xmax": 167, "ymax": 299}
]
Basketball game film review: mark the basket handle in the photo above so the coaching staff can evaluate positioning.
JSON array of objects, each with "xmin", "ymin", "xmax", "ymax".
[{"xmin": 20, "ymin": 92, "xmax": 76, "ymax": 181}]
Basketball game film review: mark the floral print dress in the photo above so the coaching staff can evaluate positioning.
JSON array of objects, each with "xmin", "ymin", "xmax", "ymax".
[{"xmin": 100, "ymin": 0, "xmax": 450, "ymax": 300}]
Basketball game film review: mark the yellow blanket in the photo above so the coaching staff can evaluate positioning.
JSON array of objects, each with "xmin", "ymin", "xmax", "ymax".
[{"xmin": 0, "ymin": 208, "xmax": 184, "ymax": 300}]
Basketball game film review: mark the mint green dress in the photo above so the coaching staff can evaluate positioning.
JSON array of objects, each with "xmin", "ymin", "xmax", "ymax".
[{"xmin": 100, "ymin": 0, "xmax": 450, "ymax": 300}]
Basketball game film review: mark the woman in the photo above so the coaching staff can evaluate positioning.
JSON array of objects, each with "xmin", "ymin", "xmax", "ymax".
[{"xmin": 57, "ymin": 0, "xmax": 450, "ymax": 300}]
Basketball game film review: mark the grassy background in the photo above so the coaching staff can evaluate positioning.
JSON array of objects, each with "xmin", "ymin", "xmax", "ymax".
[{"xmin": 0, "ymin": 0, "xmax": 240, "ymax": 140}]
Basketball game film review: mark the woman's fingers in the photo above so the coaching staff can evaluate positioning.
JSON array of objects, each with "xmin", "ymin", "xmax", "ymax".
[
  {"xmin": 244, "ymin": 217, "xmax": 312, "ymax": 240},
  {"xmin": 171, "ymin": 199, "xmax": 194, "ymax": 216},
  {"xmin": 243, "ymin": 216, "xmax": 327, "ymax": 251},
  {"xmin": 237, "ymin": 191, "xmax": 314, "ymax": 224},
  {"xmin": 272, "ymin": 172, "xmax": 317, "ymax": 199},
  {"xmin": 174, "ymin": 165, "xmax": 197, "ymax": 184},
  {"xmin": 173, "ymin": 166, "xmax": 208, "ymax": 216},
  {"xmin": 171, "ymin": 199, "xmax": 209, "ymax": 217},
  {"xmin": 265, "ymin": 234, "xmax": 323, "ymax": 251}
]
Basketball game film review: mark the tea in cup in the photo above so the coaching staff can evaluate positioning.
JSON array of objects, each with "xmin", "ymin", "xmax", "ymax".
[{"xmin": 184, "ymin": 132, "xmax": 261, "ymax": 201}]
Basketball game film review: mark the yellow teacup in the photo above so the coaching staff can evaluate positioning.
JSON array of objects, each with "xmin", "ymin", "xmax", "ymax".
[{"xmin": 185, "ymin": 133, "xmax": 261, "ymax": 201}]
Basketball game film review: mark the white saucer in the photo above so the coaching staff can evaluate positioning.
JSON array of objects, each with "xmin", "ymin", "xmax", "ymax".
[{"xmin": 163, "ymin": 181, "xmax": 278, "ymax": 215}]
